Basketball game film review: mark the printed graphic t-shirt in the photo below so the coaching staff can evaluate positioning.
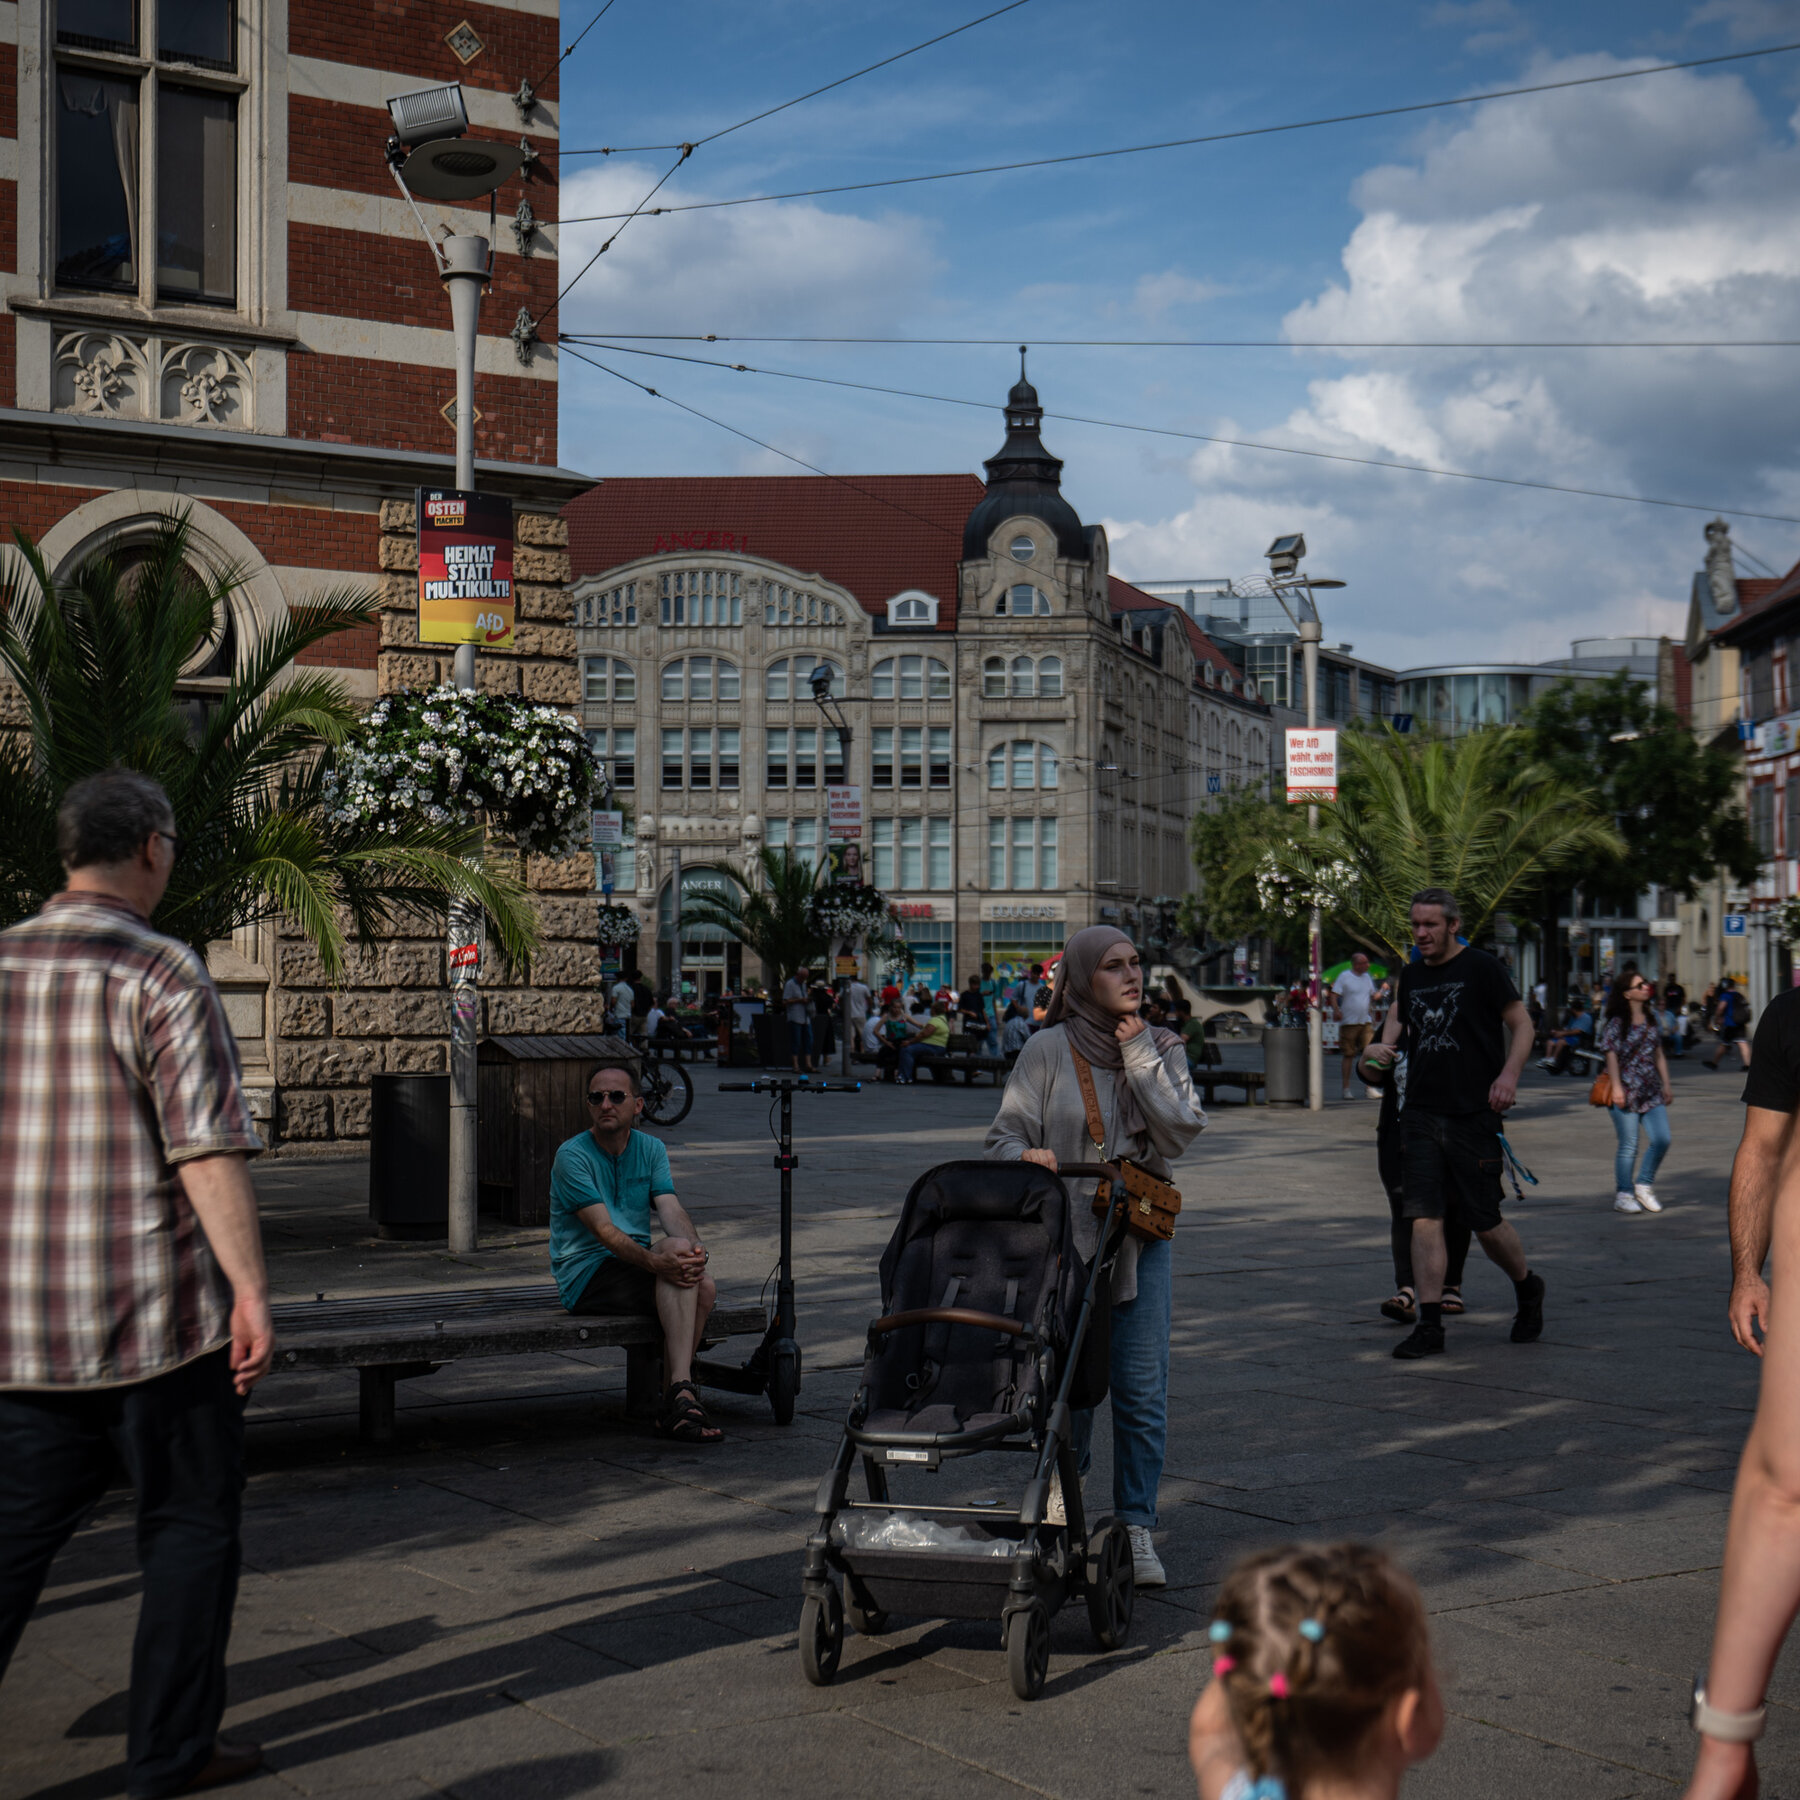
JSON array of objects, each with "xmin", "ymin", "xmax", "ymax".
[{"xmin": 1396, "ymin": 946, "xmax": 1521, "ymax": 1116}]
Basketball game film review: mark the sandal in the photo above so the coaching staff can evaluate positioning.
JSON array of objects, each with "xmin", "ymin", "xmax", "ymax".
[
  {"xmin": 657, "ymin": 1379, "xmax": 723, "ymax": 1444},
  {"xmin": 1380, "ymin": 1287, "xmax": 1417, "ymax": 1324},
  {"xmin": 1440, "ymin": 1287, "xmax": 1465, "ymax": 1316}
]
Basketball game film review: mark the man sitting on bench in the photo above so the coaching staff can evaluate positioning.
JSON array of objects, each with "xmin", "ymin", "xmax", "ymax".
[{"xmin": 549, "ymin": 1051, "xmax": 721, "ymax": 1442}]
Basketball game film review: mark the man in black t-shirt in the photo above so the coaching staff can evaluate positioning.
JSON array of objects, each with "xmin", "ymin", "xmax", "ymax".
[
  {"xmin": 1365, "ymin": 887, "xmax": 1544, "ymax": 1358},
  {"xmin": 1724, "ymin": 984, "xmax": 1800, "ymax": 1353}
]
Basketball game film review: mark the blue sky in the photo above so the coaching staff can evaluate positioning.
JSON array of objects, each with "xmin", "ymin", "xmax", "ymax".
[{"xmin": 550, "ymin": 0, "xmax": 1800, "ymax": 670}]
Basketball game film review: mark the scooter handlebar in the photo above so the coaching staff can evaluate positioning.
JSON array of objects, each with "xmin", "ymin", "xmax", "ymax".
[{"xmin": 718, "ymin": 1079, "xmax": 861, "ymax": 1092}]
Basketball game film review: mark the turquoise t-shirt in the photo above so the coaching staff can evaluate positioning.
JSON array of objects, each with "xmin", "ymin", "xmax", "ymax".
[{"xmin": 548, "ymin": 1128, "xmax": 675, "ymax": 1308}]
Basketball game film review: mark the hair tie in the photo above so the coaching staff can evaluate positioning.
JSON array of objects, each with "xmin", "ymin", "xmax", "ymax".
[
  {"xmin": 1298, "ymin": 1618, "xmax": 1325, "ymax": 1643},
  {"xmin": 1208, "ymin": 1620, "xmax": 1233, "ymax": 1643},
  {"xmin": 1212, "ymin": 1655, "xmax": 1236, "ymax": 1674},
  {"xmin": 1268, "ymin": 1672, "xmax": 1290, "ymax": 1699}
]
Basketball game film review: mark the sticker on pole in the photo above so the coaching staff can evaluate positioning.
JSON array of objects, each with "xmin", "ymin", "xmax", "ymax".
[
  {"xmin": 449, "ymin": 942, "xmax": 481, "ymax": 971},
  {"xmin": 1285, "ymin": 728, "xmax": 1338, "ymax": 802},
  {"xmin": 417, "ymin": 487, "xmax": 514, "ymax": 648}
]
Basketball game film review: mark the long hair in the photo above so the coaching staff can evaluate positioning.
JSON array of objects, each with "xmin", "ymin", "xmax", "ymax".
[{"xmin": 1603, "ymin": 966, "xmax": 1649, "ymax": 1028}]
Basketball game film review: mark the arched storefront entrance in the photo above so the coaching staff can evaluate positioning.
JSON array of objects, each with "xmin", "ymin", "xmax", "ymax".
[{"xmin": 657, "ymin": 867, "xmax": 743, "ymax": 1001}]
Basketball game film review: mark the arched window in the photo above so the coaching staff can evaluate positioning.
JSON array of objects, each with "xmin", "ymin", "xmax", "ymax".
[
  {"xmin": 766, "ymin": 655, "xmax": 843, "ymax": 701},
  {"xmin": 886, "ymin": 589, "xmax": 939, "ymax": 626},
  {"xmin": 583, "ymin": 656, "xmax": 635, "ymax": 703},
  {"xmin": 983, "ymin": 656, "xmax": 1007, "ymax": 698},
  {"xmin": 579, "ymin": 581, "xmax": 637, "ymax": 628},
  {"xmin": 660, "ymin": 656, "xmax": 738, "ymax": 702},
  {"xmin": 659, "ymin": 568, "xmax": 742, "ymax": 627},
  {"xmin": 999, "ymin": 583, "xmax": 1050, "ymax": 616},
  {"xmin": 987, "ymin": 741, "xmax": 1059, "ymax": 790},
  {"xmin": 872, "ymin": 654, "xmax": 951, "ymax": 700},
  {"xmin": 764, "ymin": 583, "xmax": 841, "ymax": 628},
  {"xmin": 1010, "ymin": 655, "xmax": 1035, "ymax": 697},
  {"xmin": 1037, "ymin": 656, "xmax": 1063, "ymax": 697}
]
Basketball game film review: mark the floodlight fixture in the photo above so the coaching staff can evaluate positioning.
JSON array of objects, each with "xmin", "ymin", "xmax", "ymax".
[
  {"xmin": 1265, "ymin": 533, "xmax": 1307, "ymax": 578},
  {"xmin": 385, "ymin": 83, "xmax": 527, "ymax": 202},
  {"xmin": 388, "ymin": 84, "xmax": 470, "ymax": 144}
]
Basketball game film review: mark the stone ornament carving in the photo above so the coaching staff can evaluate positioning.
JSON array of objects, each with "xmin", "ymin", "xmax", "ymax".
[
  {"xmin": 55, "ymin": 329, "xmax": 254, "ymax": 430},
  {"xmin": 1706, "ymin": 517, "xmax": 1737, "ymax": 617}
]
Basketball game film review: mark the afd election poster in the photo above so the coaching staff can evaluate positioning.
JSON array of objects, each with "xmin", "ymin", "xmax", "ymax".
[{"xmin": 417, "ymin": 488, "xmax": 514, "ymax": 648}]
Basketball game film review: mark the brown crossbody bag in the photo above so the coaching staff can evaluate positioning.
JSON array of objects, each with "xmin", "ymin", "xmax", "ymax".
[{"xmin": 1070, "ymin": 1048, "xmax": 1184, "ymax": 1243}]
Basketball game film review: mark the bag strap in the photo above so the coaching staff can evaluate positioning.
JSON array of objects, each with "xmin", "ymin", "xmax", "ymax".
[{"xmin": 1070, "ymin": 1048, "xmax": 1108, "ymax": 1159}]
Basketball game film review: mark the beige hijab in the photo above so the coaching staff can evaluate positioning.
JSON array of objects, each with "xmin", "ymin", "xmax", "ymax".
[{"xmin": 1044, "ymin": 926, "xmax": 1184, "ymax": 1142}]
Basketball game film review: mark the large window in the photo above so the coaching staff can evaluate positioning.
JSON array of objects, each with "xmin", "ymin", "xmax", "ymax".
[
  {"xmin": 987, "ymin": 741, "xmax": 1059, "ymax": 790},
  {"xmin": 983, "ymin": 654, "xmax": 1061, "ymax": 698},
  {"xmin": 1752, "ymin": 782, "xmax": 1776, "ymax": 857},
  {"xmin": 583, "ymin": 656, "xmax": 635, "ymax": 703},
  {"xmin": 764, "ymin": 584, "xmax": 841, "ymax": 628},
  {"xmin": 579, "ymin": 581, "xmax": 637, "ymax": 628},
  {"xmin": 659, "ymin": 568, "xmax": 741, "ymax": 626},
  {"xmin": 766, "ymin": 816, "xmax": 821, "ymax": 870},
  {"xmin": 988, "ymin": 817, "xmax": 1057, "ymax": 890},
  {"xmin": 765, "ymin": 656, "xmax": 842, "ymax": 701},
  {"xmin": 661, "ymin": 656, "xmax": 739, "ymax": 702},
  {"xmin": 871, "ymin": 654, "xmax": 951, "ymax": 700},
  {"xmin": 56, "ymin": 1, "xmax": 241, "ymax": 304},
  {"xmin": 766, "ymin": 726, "xmax": 822, "ymax": 791},
  {"xmin": 871, "ymin": 726, "xmax": 950, "ymax": 790},
  {"xmin": 998, "ymin": 584, "xmax": 1050, "ymax": 616},
  {"xmin": 872, "ymin": 817, "xmax": 951, "ymax": 890},
  {"xmin": 584, "ymin": 728, "xmax": 636, "ymax": 790},
  {"xmin": 659, "ymin": 728, "xmax": 738, "ymax": 790}
]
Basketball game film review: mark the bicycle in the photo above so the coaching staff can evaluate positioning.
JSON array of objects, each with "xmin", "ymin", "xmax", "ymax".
[{"xmin": 640, "ymin": 1051, "xmax": 695, "ymax": 1126}]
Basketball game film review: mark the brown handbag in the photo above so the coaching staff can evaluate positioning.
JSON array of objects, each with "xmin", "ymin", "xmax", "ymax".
[
  {"xmin": 1588, "ymin": 1070, "xmax": 1618, "ymax": 1108},
  {"xmin": 1071, "ymin": 1048, "xmax": 1184, "ymax": 1243}
]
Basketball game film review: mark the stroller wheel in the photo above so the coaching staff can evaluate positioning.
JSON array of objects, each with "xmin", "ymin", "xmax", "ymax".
[
  {"xmin": 1005, "ymin": 1599, "xmax": 1051, "ymax": 1700},
  {"xmin": 1084, "ymin": 1518, "xmax": 1135, "ymax": 1651},
  {"xmin": 843, "ymin": 1577, "xmax": 891, "ymax": 1637},
  {"xmin": 799, "ymin": 1589, "xmax": 843, "ymax": 1685}
]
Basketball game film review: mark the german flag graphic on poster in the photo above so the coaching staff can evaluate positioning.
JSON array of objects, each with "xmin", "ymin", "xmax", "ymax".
[{"xmin": 416, "ymin": 488, "xmax": 514, "ymax": 647}]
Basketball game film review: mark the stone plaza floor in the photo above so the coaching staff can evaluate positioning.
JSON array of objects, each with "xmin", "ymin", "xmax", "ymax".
[{"xmin": 0, "ymin": 1052, "xmax": 1779, "ymax": 1799}]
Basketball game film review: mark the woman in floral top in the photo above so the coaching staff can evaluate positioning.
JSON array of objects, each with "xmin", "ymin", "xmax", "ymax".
[{"xmin": 1599, "ymin": 970, "xmax": 1673, "ymax": 1215}]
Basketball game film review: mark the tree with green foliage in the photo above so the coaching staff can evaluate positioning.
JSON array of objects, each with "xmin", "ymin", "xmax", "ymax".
[
  {"xmin": 1251, "ymin": 725, "xmax": 1624, "ymax": 958},
  {"xmin": 1513, "ymin": 671, "xmax": 1761, "ymax": 910},
  {"xmin": 679, "ymin": 847, "xmax": 828, "ymax": 988},
  {"xmin": 1183, "ymin": 780, "xmax": 1310, "ymax": 956},
  {"xmin": 0, "ymin": 514, "xmax": 536, "ymax": 975}
]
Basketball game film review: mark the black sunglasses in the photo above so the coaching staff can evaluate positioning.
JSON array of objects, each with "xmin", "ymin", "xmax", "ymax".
[{"xmin": 587, "ymin": 1086, "xmax": 633, "ymax": 1105}]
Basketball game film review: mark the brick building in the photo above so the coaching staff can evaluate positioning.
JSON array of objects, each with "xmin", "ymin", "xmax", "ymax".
[
  {"xmin": 2, "ymin": 0, "xmax": 598, "ymax": 1144},
  {"xmin": 563, "ymin": 371, "xmax": 1275, "ymax": 993}
]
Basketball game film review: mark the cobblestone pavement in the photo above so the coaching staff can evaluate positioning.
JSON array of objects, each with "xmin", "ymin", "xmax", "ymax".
[{"xmin": 0, "ymin": 1056, "xmax": 1778, "ymax": 1800}]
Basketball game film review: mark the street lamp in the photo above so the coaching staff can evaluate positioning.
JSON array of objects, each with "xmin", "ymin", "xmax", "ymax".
[
  {"xmin": 809, "ymin": 663, "xmax": 861, "ymax": 1077},
  {"xmin": 385, "ymin": 84, "xmax": 528, "ymax": 1255}
]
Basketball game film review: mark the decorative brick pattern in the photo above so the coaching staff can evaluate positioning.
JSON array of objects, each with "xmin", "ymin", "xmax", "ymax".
[
  {"xmin": 288, "ymin": 1, "xmax": 559, "ymax": 100},
  {"xmin": 288, "ymin": 354, "xmax": 557, "ymax": 464}
]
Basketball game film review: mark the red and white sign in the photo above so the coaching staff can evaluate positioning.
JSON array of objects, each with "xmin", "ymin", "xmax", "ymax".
[
  {"xmin": 827, "ymin": 784, "xmax": 863, "ymax": 836},
  {"xmin": 449, "ymin": 943, "xmax": 481, "ymax": 970},
  {"xmin": 1285, "ymin": 728, "xmax": 1338, "ymax": 802}
]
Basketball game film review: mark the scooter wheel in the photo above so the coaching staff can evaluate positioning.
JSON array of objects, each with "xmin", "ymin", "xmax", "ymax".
[
  {"xmin": 1084, "ymin": 1517, "xmax": 1135, "ymax": 1651},
  {"xmin": 769, "ymin": 1344, "xmax": 801, "ymax": 1425},
  {"xmin": 799, "ymin": 1589, "xmax": 843, "ymax": 1685},
  {"xmin": 1005, "ymin": 1599, "xmax": 1051, "ymax": 1700}
]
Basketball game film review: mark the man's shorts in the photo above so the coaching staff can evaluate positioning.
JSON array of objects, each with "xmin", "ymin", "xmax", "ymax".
[
  {"xmin": 1340, "ymin": 1022, "xmax": 1375, "ymax": 1058},
  {"xmin": 571, "ymin": 1256, "xmax": 658, "ymax": 1316},
  {"xmin": 1400, "ymin": 1108, "xmax": 1506, "ymax": 1235},
  {"xmin": 788, "ymin": 1020, "xmax": 814, "ymax": 1057},
  {"xmin": 1718, "ymin": 1023, "xmax": 1746, "ymax": 1044}
]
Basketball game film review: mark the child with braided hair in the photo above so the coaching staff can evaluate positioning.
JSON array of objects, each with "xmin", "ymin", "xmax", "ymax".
[{"xmin": 1188, "ymin": 1543, "xmax": 1444, "ymax": 1800}]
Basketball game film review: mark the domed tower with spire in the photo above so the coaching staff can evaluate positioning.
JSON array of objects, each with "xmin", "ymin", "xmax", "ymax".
[{"xmin": 959, "ymin": 351, "xmax": 1109, "ymax": 621}]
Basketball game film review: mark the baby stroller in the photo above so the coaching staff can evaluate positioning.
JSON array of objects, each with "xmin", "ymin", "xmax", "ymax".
[{"xmin": 799, "ymin": 1158, "xmax": 1133, "ymax": 1699}]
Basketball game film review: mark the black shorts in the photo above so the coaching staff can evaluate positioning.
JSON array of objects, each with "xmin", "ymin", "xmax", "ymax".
[
  {"xmin": 570, "ymin": 1256, "xmax": 658, "ymax": 1317},
  {"xmin": 1401, "ymin": 1108, "xmax": 1506, "ymax": 1235},
  {"xmin": 1718, "ymin": 1024, "xmax": 1746, "ymax": 1044}
]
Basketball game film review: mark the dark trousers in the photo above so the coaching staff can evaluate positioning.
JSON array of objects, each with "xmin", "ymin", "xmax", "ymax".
[
  {"xmin": 0, "ymin": 1348, "xmax": 245, "ymax": 1798},
  {"xmin": 1378, "ymin": 1121, "xmax": 1471, "ymax": 1291}
]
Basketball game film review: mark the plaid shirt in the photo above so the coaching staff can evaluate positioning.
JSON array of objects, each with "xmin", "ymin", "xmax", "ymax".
[{"xmin": 0, "ymin": 893, "xmax": 265, "ymax": 1389}]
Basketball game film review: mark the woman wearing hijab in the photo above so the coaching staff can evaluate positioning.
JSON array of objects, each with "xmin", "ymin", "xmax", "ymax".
[{"xmin": 984, "ymin": 925, "xmax": 1206, "ymax": 1587}]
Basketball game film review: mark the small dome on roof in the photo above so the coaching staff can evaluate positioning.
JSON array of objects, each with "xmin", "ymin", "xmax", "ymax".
[{"xmin": 962, "ymin": 350, "xmax": 1088, "ymax": 563}]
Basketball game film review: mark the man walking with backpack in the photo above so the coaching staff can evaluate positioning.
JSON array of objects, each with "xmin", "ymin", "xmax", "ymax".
[
  {"xmin": 1703, "ymin": 976, "xmax": 1752, "ymax": 1074},
  {"xmin": 1365, "ymin": 888, "xmax": 1545, "ymax": 1360}
]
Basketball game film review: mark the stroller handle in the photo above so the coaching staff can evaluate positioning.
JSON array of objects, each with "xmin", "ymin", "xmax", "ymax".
[
  {"xmin": 869, "ymin": 1306, "xmax": 1029, "ymax": 1339},
  {"xmin": 1057, "ymin": 1160, "xmax": 1124, "ymax": 1183}
]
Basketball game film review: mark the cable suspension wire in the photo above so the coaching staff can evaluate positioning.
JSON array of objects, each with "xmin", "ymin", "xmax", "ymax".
[
  {"xmin": 579, "ymin": 333, "xmax": 1800, "ymax": 350},
  {"xmin": 559, "ymin": 338, "xmax": 1800, "ymax": 525},
  {"xmin": 538, "ymin": 146, "xmax": 692, "ymax": 336},
  {"xmin": 531, "ymin": 0, "xmax": 620, "ymax": 97},
  {"xmin": 556, "ymin": 39, "xmax": 1800, "ymax": 222},
  {"xmin": 546, "ymin": 0, "xmax": 1036, "ymax": 155}
]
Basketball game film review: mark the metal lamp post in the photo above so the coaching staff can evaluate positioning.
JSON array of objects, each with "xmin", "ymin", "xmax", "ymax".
[
  {"xmin": 385, "ymin": 84, "xmax": 527, "ymax": 1254},
  {"xmin": 810, "ymin": 665, "xmax": 859, "ymax": 1078}
]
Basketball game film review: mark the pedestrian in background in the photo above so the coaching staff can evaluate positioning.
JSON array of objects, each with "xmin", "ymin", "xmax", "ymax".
[
  {"xmin": 1664, "ymin": 974, "xmax": 1688, "ymax": 1059},
  {"xmin": 1703, "ymin": 977, "xmax": 1753, "ymax": 1074},
  {"xmin": 1600, "ymin": 970, "xmax": 1673, "ymax": 1215},
  {"xmin": 0, "ymin": 771, "xmax": 272, "ymax": 1798},
  {"xmin": 783, "ymin": 968, "xmax": 814, "ymax": 1074},
  {"xmin": 1333, "ymin": 951, "xmax": 1379, "ymax": 1102}
]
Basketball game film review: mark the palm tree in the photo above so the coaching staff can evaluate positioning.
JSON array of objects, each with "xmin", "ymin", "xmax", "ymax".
[
  {"xmin": 1253, "ymin": 725, "xmax": 1624, "ymax": 958},
  {"xmin": 0, "ymin": 512, "xmax": 536, "ymax": 976},
  {"xmin": 679, "ymin": 846, "xmax": 828, "ymax": 988}
]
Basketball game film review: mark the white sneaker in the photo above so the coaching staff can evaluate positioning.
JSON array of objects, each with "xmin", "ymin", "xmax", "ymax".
[
  {"xmin": 1613, "ymin": 1190, "xmax": 1642, "ymax": 1213},
  {"xmin": 1634, "ymin": 1183, "xmax": 1663, "ymax": 1213},
  {"xmin": 1342, "ymin": 1088, "xmax": 1353, "ymax": 1101},
  {"xmin": 1126, "ymin": 1524, "xmax": 1166, "ymax": 1587}
]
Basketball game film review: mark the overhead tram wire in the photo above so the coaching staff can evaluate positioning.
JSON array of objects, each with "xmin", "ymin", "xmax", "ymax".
[
  {"xmin": 560, "ymin": 335, "xmax": 1800, "ymax": 527},
  {"xmin": 555, "ymin": 39, "xmax": 1800, "ymax": 223},
  {"xmin": 580, "ymin": 333, "xmax": 1800, "ymax": 350},
  {"xmin": 542, "ymin": 0, "xmax": 1036, "ymax": 157},
  {"xmin": 530, "ymin": 0, "xmax": 620, "ymax": 100}
]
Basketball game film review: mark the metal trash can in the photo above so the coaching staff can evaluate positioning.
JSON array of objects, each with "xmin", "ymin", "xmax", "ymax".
[
  {"xmin": 369, "ymin": 1073, "xmax": 449, "ymax": 1240},
  {"xmin": 1262, "ymin": 1027, "xmax": 1307, "ymax": 1104}
]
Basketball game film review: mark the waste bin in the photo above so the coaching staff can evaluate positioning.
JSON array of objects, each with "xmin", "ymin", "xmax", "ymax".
[
  {"xmin": 1262, "ymin": 1027, "xmax": 1307, "ymax": 1104},
  {"xmin": 369, "ymin": 1073, "xmax": 449, "ymax": 1240},
  {"xmin": 752, "ymin": 1011, "xmax": 790, "ymax": 1067}
]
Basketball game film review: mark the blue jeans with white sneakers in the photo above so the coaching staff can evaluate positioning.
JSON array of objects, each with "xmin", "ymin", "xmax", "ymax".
[{"xmin": 1611, "ymin": 1103, "xmax": 1670, "ymax": 1193}]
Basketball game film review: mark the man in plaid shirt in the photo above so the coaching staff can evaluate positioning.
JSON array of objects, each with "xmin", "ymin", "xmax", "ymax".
[{"xmin": 0, "ymin": 770, "xmax": 271, "ymax": 1798}]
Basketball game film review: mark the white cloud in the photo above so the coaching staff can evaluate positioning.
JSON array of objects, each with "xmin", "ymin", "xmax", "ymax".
[
  {"xmin": 1107, "ymin": 52, "xmax": 1800, "ymax": 669},
  {"xmin": 1130, "ymin": 271, "xmax": 1225, "ymax": 318}
]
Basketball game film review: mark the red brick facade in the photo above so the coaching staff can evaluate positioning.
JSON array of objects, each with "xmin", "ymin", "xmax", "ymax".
[
  {"xmin": 288, "ymin": 354, "xmax": 557, "ymax": 464},
  {"xmin": 0, "ymin": 479, "xmax": 110, "ymax": 539},
  {"xmin": 288, "ymin": 0, "xmax": 559, "ymax": 100}
]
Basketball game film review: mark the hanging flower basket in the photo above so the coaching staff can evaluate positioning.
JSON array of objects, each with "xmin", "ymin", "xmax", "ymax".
[
  {"xmin": 808, "ymin": 883, "xmax": 892, "ymax": 942},
  {"xmin": 594, "ymin": 905, "xmax": 642, "ymax": 947},
  {"xmin": 324, "ymin": 685, "xmax": 606, "ymax": 858}
]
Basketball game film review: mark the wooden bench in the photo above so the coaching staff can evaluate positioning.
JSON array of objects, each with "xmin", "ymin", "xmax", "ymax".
[
  {"xmin": 1194, "ymin": 1069, "xmax": 1268, "ymax": 1105},
  {"xmin": 269, "ymin": 1285, "xmax": 767, "ymax": 1445}
]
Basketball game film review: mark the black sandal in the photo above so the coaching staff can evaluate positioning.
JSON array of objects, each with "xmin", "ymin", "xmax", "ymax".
[
  {"xmin": 1381, "ymin": 1287, "xmax": 1417, "ymax": 1324},
  {"xmin": 657, "ymin": 1379, "xmax": 723, "ymax": 1444},
  {"xmin": 1440, "ymin": 1287, "xmax": 1466, "ymax": 1316}
]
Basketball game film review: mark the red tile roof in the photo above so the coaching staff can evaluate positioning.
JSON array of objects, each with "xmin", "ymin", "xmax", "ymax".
[
  {"xmin": 1109, "ymin": 579, "xmax": 1267, "ymax": 706},
  {"xmin": 562, "ymin": 474, "xmax": 986, "ymax": 631}
]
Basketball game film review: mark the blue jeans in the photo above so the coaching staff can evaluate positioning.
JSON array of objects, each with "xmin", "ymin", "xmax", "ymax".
[
  {"xmin": 787, "ymin": 1020, "xmax": 812, "ymax": 1060},
  {"xmin": 1071, "ymin": 1233, "xmax": 1171, "ymax": 1528},
  {"xmin": 897, "ymin": 1043, "xmax": 945, "ymax": 1081},
  {"xmin": 1612, "ymin": 1103, "xmax": 1670, "ymax": 1191}
]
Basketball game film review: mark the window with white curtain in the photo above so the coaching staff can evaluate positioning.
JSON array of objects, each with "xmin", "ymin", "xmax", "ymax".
[{"xmin": 989, "ymin": 817, "xmax": 1057, "ymax": 889}]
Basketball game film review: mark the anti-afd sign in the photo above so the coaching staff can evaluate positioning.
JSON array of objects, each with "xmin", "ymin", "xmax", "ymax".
[
  {"xmin": 417, "ymin": 488, "xmax": 514, "ymax": 648},
  {"xmin": 1285, "ymin": 728, "xmax": 1338, "ymax": 803}
]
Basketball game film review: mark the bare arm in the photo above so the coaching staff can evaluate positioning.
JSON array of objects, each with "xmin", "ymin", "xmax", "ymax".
[
  {"xmin": 178, "ymin": 1152, "xmax": 273, "ymax": 1396},
  {"xmin": 1487, "ymin": 998, "xmax": 1535, "ymax": 1114},
  {"xmin": 576, "ymin": 1195, "xmax": 700, "ymax": 1282},
  {"xmin": 1729, "ymin": 1106, "xmax": 1791, "ymax": 1355}
]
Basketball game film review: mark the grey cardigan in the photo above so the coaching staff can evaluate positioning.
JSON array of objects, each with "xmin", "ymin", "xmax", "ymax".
[{"xmin": 984, "ymin": 1022, "xmax": 1206, "ymax": 1301}]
